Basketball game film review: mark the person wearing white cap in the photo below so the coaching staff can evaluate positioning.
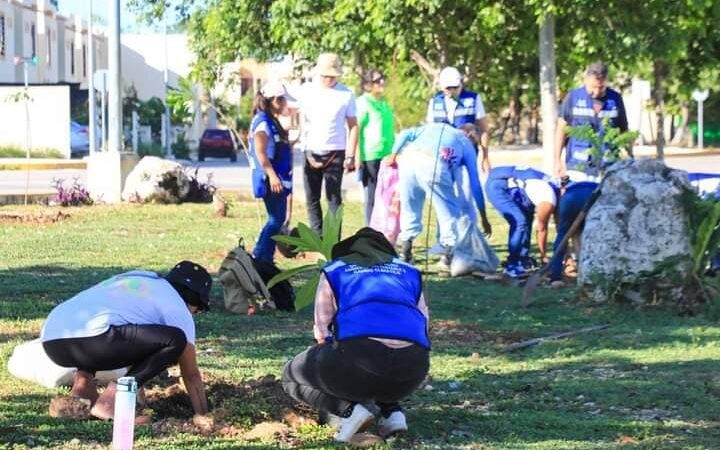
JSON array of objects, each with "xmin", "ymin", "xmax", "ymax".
[
  {"xmin": 426, "ymin": 66, "xmax": 490, "ymax": 173},
  {"xmin": 298, "ymin": 53, "xmax": 359, "ymax": 234},
  {"xmin": 248, "ymin": 81, "xmax": 295, "ymax": 261}
]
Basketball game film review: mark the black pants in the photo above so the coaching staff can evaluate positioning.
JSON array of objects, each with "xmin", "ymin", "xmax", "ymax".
[
  {"xmin": 303, "ymin": 151, "xmax": 345, "ymax": 234},
  {"xmin": 361, "ymin": 159, "xmax": 383, "ymax": 226},
  {"xmin": 282, "ymin": 338, "xmax": 429, "ymax": 417},
  {"xmin": 43, "ymin": 325, "xmax": 187, "ymax": 385}
]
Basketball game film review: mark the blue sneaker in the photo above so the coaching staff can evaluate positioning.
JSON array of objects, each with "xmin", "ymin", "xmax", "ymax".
[{"xmin": 503, "ymin": 263, "xmax": 527, "ymax": 279}]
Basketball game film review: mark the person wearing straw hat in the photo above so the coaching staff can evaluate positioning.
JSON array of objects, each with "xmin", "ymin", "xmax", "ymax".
[
  {"xmin": 298, "ymin": 53, "xmax": 359, "ymax": 234},
  {"xmin": 249, "ymin": 81, "xmax": 295, "ymax": 262},
  {"xmin": 40, "ymin": 261, "xmax": 211, "ymax": 421}
]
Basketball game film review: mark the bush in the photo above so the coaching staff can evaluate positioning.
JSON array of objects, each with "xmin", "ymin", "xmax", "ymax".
[
  {"xmin": 0, "ymin": 146, "xmax": 64, "ymax": 159},
  {"xmin": 172, "ymin": 132, "xmax": 192, "ymax": 160},
  {"xmin": 138, "ymin": 142, "xmax": 165, "ymax": 158},
  {"xmin": 52, "ymin": 178, "xmax": 93, "ymax": 207}
]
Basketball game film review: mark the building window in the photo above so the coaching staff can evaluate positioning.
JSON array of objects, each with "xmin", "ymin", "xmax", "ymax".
[
  {"xmin": 82, "ymin": 44, "xmax": 86, "ymax": 77},
  {"xmin": 30, "ymin": 23, "xmax": 36, "ymax": 58},
  {"xmin": 70, "ymin": 41, "xmax": 75, "ymax": 75},
  {"xmin": 0, "ymin": 15, "xmax": 6, "ymax": 58}
]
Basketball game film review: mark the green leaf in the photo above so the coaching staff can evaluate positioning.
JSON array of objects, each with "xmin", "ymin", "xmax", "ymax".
[
  {"xmin": 297, "ymin": 222, "xmax": 324, "ymax": 253},
  {"xmin": 271, "ymin": 234, "xmax": 318, "ymax": 253},
  {"xmin": 266, "ymin": 264, "xmax": 318, "ymax": 289},
  {"xmin": 321, "ymin": 206, "xmax": 343, "ymax": 259},
  {"xmin": 294, "ymin": 273, "xmax": 321, "ymax": 311}
]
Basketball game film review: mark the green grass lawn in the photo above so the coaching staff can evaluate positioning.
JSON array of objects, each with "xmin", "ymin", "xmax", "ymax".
[{"xmin": 1, "ymin": 201, "xmax": 719, "ymax": 449}]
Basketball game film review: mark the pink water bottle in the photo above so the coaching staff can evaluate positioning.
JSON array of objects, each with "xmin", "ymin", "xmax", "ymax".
[{"xmin": 112, "ymin": 376, "xmax": 137, "ymax": 450}]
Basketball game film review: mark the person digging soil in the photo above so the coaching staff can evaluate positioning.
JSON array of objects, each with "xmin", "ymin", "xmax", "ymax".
[{"xmin": 40, "ymin": 261, "xmax": 212, "ymax": 423}]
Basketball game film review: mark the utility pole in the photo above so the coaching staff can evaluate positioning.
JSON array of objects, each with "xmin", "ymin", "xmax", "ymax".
[
  {"xmin": 538, "ymin": 12, "xmax": 558, "ymax": 175},
  {"xmin": 107, "ymin": 0, "xmax": 122, "ymax": 152},
  {"xmin": 88, "ymin": 0, "xmax": 96, "ymax": 153}
]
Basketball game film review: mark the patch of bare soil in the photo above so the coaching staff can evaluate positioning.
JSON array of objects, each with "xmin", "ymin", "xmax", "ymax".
[
  {"xmin": 49, "ymin": 396, "xmax": 91, "ymax": 419},
  {"xmin": 0, "ymin": 211, "xmax": 69, "ymax": 224},
  {"xmin": 431, "ymin": 320, "xmax": 529, "ymax": 347},
  {"xmin": 145, "ymin": 374, "xmax": 317, "ymax": 441}
]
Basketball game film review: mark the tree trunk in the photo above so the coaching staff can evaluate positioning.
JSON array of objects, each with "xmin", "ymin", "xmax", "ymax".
[
  {"xmin": 538, "ymin": 12, "xmax": 558, "ymax": 174},
  {"xmin": 670, "ymin": 101, "xmax": 690, "ymax": 146},
  {"xmin": 653, "ymin": 59, "xmax": 668, "ymax": 160},
  {"xmin": 410, "ymin": 50, "xmax": 440, "ymax": 87}
]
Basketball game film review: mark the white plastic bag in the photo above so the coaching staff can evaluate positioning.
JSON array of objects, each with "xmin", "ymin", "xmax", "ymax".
[
  {"xmin": 8, "ymin": 339, "xmax": 127, "ymax": 388},
  {"xmin": 450, "ymin": 216, "xmax": 499, "ymax": 277}
]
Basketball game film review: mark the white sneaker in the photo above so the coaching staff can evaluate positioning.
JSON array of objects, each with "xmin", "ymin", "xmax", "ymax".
[
  {"xmin": 378, "ymin": 411, "xmax": 408, "ymax": 437},
  {"xmin": 334, "ymin": 404, "xmax": 375, "ymax": 443}
]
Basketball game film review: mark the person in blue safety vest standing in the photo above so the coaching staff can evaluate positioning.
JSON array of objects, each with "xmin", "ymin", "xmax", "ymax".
[
  {"xmin": 486, "ymin": 166, "xmax": 557, "ymax": 278},
  {"xmin": 426, "ymin": 66, "xmax": 490, "ymax": 173},
  {"xmin": 549, "ymin": 180, "xmax": 599, "ymax": 286},
  {"xmin": 388, "ymin": 122, "xmax": 492, "ymax": 265},
  {"xmin": 688, "ymin": 172, "xmax": 720, "ymax": 275},
  {"xmin": 281, "ymin": 228, "xmax": 431, "ymax": 443},
  {"xmin": 554, "ymin": 62, "xmax": 629, "ymax": 180},
  {"xmin": 248, "ymin": 81, "xmax": 295, "ymax": 262}
]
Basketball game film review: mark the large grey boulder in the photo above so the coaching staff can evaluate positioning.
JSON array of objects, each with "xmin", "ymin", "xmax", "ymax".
[
  {"xmin": 121, "ymin": 156, "xmax": 190, "ymax": 203},
  {"xmin": 578, "ymin": 159, "xmax": 693, "ymax": 304}
]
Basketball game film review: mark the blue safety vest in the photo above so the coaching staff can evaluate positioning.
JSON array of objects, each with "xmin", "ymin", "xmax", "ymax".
[
  {"xmin": 488, "ymin": 165, "xmax": 549, "ymax": 182},
  {"xmin": 688, "ymin": 172, "xmax": 720, "ymax": 199},
  {"xmin": 431, "ymin": 89, "xmax": 478, "ymax": 128},
  {"xmin": 563, "ymin": 86, "xmax": 626, "ymax": 173},
  {"xmin": 322, "ymin": 258, "xmax": 430, "ymax": 349},
  {"xmin": 249, "ymin": 111, "xmax": 293, "ymax": 198}
]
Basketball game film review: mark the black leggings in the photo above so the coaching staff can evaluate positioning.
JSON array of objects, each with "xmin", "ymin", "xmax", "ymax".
[
  {"xmin": 282, "ymin": 338, "xmax": 429, "ymax": 417},
  {"xmin": 43, "ymin": 325, "xmax": 187, "ymax": 385}
]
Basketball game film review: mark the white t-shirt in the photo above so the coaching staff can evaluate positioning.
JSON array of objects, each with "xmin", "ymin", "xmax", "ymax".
[
  {"xmin": 524, "ymin": 179, "xmax": 557, "ymax": 207},
  {"xmin": 41, "ymin": 271, "xmax": 196, "ymax": 344},
  {"xmin": 299, "ymin": 81, "xmax": 357, "ymax": 152},
  {"xmin": 425, "ymin": 93, "xmax": 486, "ymax": 124}
]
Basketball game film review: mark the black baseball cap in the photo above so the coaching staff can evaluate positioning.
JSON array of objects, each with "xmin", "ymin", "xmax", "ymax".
[{"xmin": 165, "ymin": 261, "xmax": 212, "ymax": 311}]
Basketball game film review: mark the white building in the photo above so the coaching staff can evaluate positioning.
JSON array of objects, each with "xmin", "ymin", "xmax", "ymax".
[{"xmin": 0, "ymin": 0, "xmax": 107, "ymax": 86}]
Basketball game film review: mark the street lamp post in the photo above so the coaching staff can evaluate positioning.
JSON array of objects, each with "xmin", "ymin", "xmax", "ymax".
[
  {"xmin": 108, "ymin": 0, "xmax": 122, "ymax": 153},
  {"xmin": 13, "ymin": 55, "xmax": 37, "ymax": 206},
  {"xmin": 88, "ymin": 0, "xmax": 97, "ymax": 153}
]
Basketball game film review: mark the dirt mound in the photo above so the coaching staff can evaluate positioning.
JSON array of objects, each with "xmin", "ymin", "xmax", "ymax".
[
  {"xmin": 0, "ymin": 211, "xmax": 69, "ymax": 224},
  {"xmin": 49, "ymin": 396, "xmax": 91, "ymax": 419},
  {"xmin": 145, "ymin": 374, "xmax": 317, "ymax": 439}
]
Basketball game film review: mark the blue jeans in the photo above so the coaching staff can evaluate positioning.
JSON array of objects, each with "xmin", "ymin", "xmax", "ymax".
[
  {"xmin": 486, "ymin": 177, "xmax": 531, "ymax": 266},
  {"xmin": 550, "ymin": 183, "xmax": 596, "ymax": 281},
  {"xmin": 253, "ymin": 191, "xmax": 289, "ymax": 262},
  {"xmin": 398, "ymin": 153, "xmax": 459, "ymax": 247}
]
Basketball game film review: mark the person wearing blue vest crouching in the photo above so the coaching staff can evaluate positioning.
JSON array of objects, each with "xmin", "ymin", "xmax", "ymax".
[
  {"xmin": 40, "ymin": 261, "xmax": 211, "ymax": 422},
  {"xmin": 281, "ymin": 228, "xmax": 430, "ymax": 443},
  {"xmin": 549, "ymin": 181, "xmax": 599, "ymax": 286},
  {"xmin": 426, "ymin": 66, "xmax": 490, "ymax": 173},
  {"xmin": 249, "ymin": 81, "xmax": 294, "ymax": 262},
  {"xmin": 388, "ymin": 122, "xmax": 492, "ymax": 265},
  {"xmin": 554, "ymin": 62, "xmax": 629, "ymax": 179},
  {"xmin": 486, "ymin": 166, "xmax": 557, "ymax": 278},
  {"xmin": 688, "ymin": 172, "xmax": 720, "ymax": 275}
]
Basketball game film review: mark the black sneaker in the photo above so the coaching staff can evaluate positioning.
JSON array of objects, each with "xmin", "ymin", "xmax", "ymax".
[{"xmin": 401, "ymin": 240, "xmax": 413, "ymax": 263}]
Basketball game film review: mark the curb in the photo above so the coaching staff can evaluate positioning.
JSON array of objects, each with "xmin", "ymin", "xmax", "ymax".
[{"xmin": 0, "ymin": 161, "xmax": 87, "ymax": 171}]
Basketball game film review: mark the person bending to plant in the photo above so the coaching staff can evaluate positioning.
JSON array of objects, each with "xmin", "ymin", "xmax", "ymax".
[
  {"xmin": 281, "ymin": 228, "xmax": 431, "ymax": 443},
  {"xmin": 41, "ymin": 261, "xmax": 210, "ymax": 422}
]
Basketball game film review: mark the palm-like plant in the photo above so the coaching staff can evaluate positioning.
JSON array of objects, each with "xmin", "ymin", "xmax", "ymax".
[
  {"xmin": 566, "ymin": 119, "xmax": 639, "ymax": 172},
  {"xmin": 267, "ymin": 207, "xmax": 343, "ymax": 310}
]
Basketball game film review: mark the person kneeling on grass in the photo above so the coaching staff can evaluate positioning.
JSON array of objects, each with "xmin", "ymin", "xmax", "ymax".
[
  {"xmin": 40, "ymin": 261, "xmax": 210, "ymax": 421},
  {"xmin": 281, "ymin": 228, "xmax": 430, "ymax": 443}
]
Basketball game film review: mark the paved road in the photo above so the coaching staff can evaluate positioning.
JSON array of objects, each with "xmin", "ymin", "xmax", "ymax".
[{"xmin": 1, "ymin": 153, "xmax": 719, "ymax": 195}]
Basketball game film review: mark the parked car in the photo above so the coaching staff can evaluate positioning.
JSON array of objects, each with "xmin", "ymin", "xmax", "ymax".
[
  {"xmin": 198, "ymin": 128, "xmax": 238, "ymax": 162},
  {"xmin": 70, "ymin": 121, "xmax": 89, "ymax": 157}
]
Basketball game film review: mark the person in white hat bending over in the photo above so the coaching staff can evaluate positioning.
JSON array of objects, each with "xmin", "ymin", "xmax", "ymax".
[
  {"xmin": 426, "ymin": 66, "xmax": 490, "ymax": 173},
  {"xmin": 298, "ymin": 53, "xmax": 359, "ymax": 234}
]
